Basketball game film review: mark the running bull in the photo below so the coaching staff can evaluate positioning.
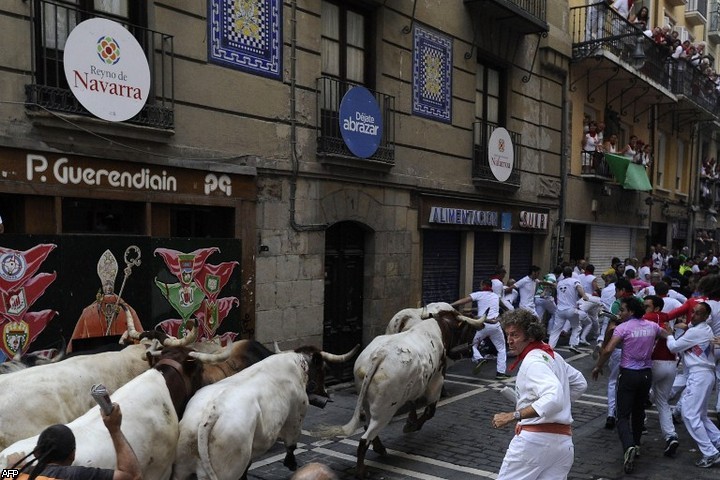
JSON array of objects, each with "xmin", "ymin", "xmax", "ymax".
[
  {"xmin": 171, "ymin": 344, "xmax": 359, "ymax": 480},
  {"xmin": 0, "ymin": 334, "xmax": 279, "ymax": 478},
  {"xmin": 0, "ymin": 306, "xmax": 170, "ymax": 450},
  {"xmin": 319, "ymin": 307, "xmax": 485, "ymax": 478}
]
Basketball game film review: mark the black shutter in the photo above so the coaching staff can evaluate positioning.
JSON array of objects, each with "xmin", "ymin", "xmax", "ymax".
[
  {"xmin": 422, "ymin": 230, "xmax": 461, "ymax": 304},
  {"xmin": 473, "ymin": 232, "xmax": 500, "ymax": 291},
  {"xmin": 509, "ymin": 234, "xmax": 533, "ymax": 280}
]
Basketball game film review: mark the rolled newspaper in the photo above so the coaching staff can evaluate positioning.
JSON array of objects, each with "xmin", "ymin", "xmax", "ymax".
[
  {"xmin": 500, "ymin": 386, "xmax": 517, "ymax": 404},
  {"xmin": 91, "ymin": 383, "xmax": 113, "ymax": 415}
]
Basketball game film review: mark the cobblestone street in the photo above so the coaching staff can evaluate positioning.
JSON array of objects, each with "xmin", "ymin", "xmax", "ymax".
[{"xmin": 248, "ymin": 344, "xmax": 720, "ymax": 480}]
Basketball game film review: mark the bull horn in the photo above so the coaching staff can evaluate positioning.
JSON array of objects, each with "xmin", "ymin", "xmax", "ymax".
[
  {"xmin": 125, "ymin": 305, "xmax": 141, "ymax": 340},
  {"xmin": 189, "ymin": 341, "xmax": 234, "ymax": 363},
  {"xmin": 273, "ymin": 340, "xmax": 282, "ymax": 353},
  {"xmin": 162, "ymin": 321, "xmax": 197, "ymax": 347},
  {"xmin": 320, "ymin": 344, "xmax": 360, "ymax": 363},
  {"xmin": 459, "ymin": 314, "xmax": 487, "ymax": 329}
]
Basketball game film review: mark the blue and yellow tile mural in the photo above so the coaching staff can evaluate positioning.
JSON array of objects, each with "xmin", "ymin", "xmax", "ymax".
[
  {"xmin": 208, "ymin": 0, "xmax": 282, "ymax": 79},
  {"xmin": 412, "ymin": 24, "xmax": 452, "ymax": 123}
]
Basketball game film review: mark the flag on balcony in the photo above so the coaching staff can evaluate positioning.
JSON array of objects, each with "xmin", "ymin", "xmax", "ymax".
[{"xmin": 604, "ymin": 153, "xmax": 652, "ymax": 191}]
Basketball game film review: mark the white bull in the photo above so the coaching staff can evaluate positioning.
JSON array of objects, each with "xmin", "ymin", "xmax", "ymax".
[
  {"xmin": 0, "ymin": 342, "xmax": 149, "ymax": 451},
  {"xmin": 172, "ymin": 346, "xmax": 357, "ymax": 480},
  {"xmin": 0, "ymin": 306, "xmax": 195, "ymax": 450},
  {"xmin": 320, "ymin": 308, "xmax": 484, "ymax": 478},
  {"xmin": 0, "ymin": 369, "xmax": 178, "ymax": 479},
  {"xmin": 384, "ymin": 302, "xmax": 455, "ymax": 334},
  {"xmin": 318, "ymin": 307, "xmax": 484, "ymax": 478}
]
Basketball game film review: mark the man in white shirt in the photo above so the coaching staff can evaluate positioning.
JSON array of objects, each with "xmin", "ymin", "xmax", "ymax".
[
  {"xmin": 549, "ymin": 267, "xmax": 590, "ymax": 353},
  {"xmin": 666, "ymin": 302, "xmax": 720, "ymax": 468},
  {"xmin": 492, "ymin": 309, "xmax": 587, "ymax": 479},
  {"xmin": 513, "ymin": 266, "xmax": 541, "ymax": 316},
  {"xmin": 491, "ymin": 266, "xmax": 507, "ymax": 297},
  {"xmin": 452, "ymin": 279, "xmax": 509, "ymax": 379},
  {"xmin": 0, "ymin": 213, "xmax": 4, "ymax": 234}
]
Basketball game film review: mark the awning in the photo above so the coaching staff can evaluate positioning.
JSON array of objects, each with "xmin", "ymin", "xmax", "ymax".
[{"xmin": 604, "ymin": 153, "xmax": 652, "ymax": 191}]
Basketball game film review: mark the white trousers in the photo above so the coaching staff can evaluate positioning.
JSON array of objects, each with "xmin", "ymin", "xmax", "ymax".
[
  {"xmin": 681, "ymin": 369, "xmax": 720, "ymax": 457},
  {"xmin": 497, "ymin": 431, "xmax": 574, "ymax": 480},
  {"xmin": 607, "ymin": 349, "xmax": 621, "ymax": 417},
  {"xmin": 471, "ymin": 321, "xmax": 507, "ymax": 374},
  {"xmin": 549, "ymin": 309, "xmax": 583, "ymax": 348},
  {"xmin": 651, "ymin": 359, "xmax": 678, "ymax": 440}
]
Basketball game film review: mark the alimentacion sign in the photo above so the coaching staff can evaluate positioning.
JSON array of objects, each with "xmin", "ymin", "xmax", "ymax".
[
  {"xmin": 64, "ymin": 18, "xmax": 151, "ymax": 122},
  {"xmin": 339, "ymin": 86, "xmax": 383, "ymax": 159}
]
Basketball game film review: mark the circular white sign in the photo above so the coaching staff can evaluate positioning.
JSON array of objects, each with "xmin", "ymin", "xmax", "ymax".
[
  {"xmin": 488, "ymin": 127, "xmax": 515, "ymax": 182},
  {"xmin": 64, "ymin": 18, "xmax": 151, "ymax": 122}
]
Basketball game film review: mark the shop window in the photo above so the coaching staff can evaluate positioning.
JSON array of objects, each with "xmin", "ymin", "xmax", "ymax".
[
  {"xmin": 170, "ymin": 206, "xmax": 234, "ymax": 238},
  {"xmin": 62, "ymin": 198, "xmax": 145, "ymax": 234}
]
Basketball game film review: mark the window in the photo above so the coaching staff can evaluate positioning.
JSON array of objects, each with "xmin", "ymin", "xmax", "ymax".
[
  {"xmin": 62, "ymin": 198, "xmax": 145, "ymax": 234},
  {"xmin": 475, "ymin": 62, "xmax": 505, "ymax": 126},
  {"xmin": 33, "ymin": 0, "xmax": 146, "ymax": 88},
  {"xmin": 321, "ymin": 1, "xmax": 371, "ymax": 86}
]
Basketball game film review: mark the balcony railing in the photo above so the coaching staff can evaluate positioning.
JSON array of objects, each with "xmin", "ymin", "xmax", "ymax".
[
  {"xmin": 464, "ymin": 0, "xmax": 548, "ymax": 35},
  {"xmin": 581, "ymin": 151, "xmax": 613, "ymax": 180},
  {"xmin": 472, "ymin": 121, "xmax": 521, "ymax": 189},
  {"xmin": 571, "ymin": 3, "xmax": 671, "ymax": 90},
  {"xmin": 668, "ymin": 60, "xmax": 720, "ymax": 115},
  {"xmin": 26, "ymin": 0, "xmax": 174, "ymax": 129},
  {"xmin": 316, "ymin": 77, "xmax": 395, "ymax": 167}
]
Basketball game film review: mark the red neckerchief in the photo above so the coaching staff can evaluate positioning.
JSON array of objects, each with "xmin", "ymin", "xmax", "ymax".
[
  {"xmin": 509, "ymin": 341, "xmax": 555, "ymax": 371},
  {"xmin": 481, "ymin": 285, "xmax": 493, "ymax": 292}
]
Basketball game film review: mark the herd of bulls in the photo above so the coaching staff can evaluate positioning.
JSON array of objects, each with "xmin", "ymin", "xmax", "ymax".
[{"xmin": 0, "ymin": 302, "xmax": 486, "ymax": 479}]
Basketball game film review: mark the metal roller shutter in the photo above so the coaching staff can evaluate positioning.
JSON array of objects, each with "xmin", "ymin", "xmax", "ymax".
[
  {"xmin": 510, "ymin": 234, "xmax": 533, "ymax": 280},
  {"xmin": 422, "ymin": 230, "xmax": 461, "ymax": 304},
  {"xmin": 588, "ymin": 225, "xmax": 633, "ymax": 274},
  {"xmin": 473, "ymin": 232, "xmax": 500, "ymax": 291}
]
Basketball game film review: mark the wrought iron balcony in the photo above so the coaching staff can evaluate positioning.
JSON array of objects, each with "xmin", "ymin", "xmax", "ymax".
[
  {"xmin": 570, "ymin": 2, "xmax": 671, "ymax": 91},
  {"xmin": 316, "ymin": 77, "xmax": 395, "ymax": 168},
  {"xmin": 581, "ymin": 151, "xmax": 613, "ymax": 181},
  {"xmin": 472, "ymin": 121, "xmax": 521, "ymax": 189},
  {"xmin": 464, "ymin": 0, "xmax": 548, "ymax": 35},
  {"xmin": 26, "ymin": 0, "xmax": 174, "ymax": 129},
  {"xmin": 668, "ymin": 60, "xmax": 720, "ymax": 115}
]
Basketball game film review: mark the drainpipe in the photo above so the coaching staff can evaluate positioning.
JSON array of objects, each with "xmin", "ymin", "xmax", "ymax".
[
  {"xmin": 556, "ymin": 74, "xmax": 569, "ymax": 266},
  {"xmin": 688, "ymin": 121, "xmax": 701, "ymax": 256},
  {"xmin": 289, "ymin": 0, "xmax": 327, "ymax": 232}
]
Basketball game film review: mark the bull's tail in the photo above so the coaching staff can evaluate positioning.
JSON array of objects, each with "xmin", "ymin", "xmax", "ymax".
[
  {"xmin": 197, "ymin": 405, "xmax": 221, "ymax": 480},
  {"xmin": 312, "ymin": 351, "xmax": 384, "ymax": 438}
]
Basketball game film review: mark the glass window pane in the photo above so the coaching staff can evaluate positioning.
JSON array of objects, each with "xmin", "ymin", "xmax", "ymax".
[
  {"xmin": 487, "ymin": 96, "xmax": 499, "ymax": 124},
  {"xmin": 321, "ymin": 38, "xmax": 339, "ymax": 76},
  {"xmin": 476, "ymin": 64, "xmax": 485, "ymax": 92},
  {"xmin": 322, "ymin": 1, "xmax": 339, "ymax": 40},
  {"xmin": 44, "ymin": 2, "xmax": 78, "ymax": 49},
  {"xmin": 347, "ymin": 11, "xmax": 364, "ymax": 47},
  {"xmin": 475, "ymin": 91, "xmax": 484, "ymax": 119},
  {"xmin": 94, "ymin": 0, "xmax": 129, "ymax": 18},
  {"xmin": 488, "ymin": 68, "xmax": 500, "ymax": 96},
  {"xmin": 347, "ymin": 47, "xmax": 364, "ymax": 83}
]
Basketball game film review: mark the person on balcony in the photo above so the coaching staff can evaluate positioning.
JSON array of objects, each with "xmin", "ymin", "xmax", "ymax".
[
  {"xmin": 611, "ymin": 0, "xmax": 631, "ymax": 19},
  {"xmin": 603, "ymin": 134, "xmax": 619, "ymax": 154},
  {"xmin": 630, "ymin": 6, "xmax": 649, "ymax": 32},
  {"xmin": 620, "ymin": 135, "xmax": 639, "ymax": 160},
  {"xmin": 583, "ymin": 121, "xmax": 603, "ymax": 171}
]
